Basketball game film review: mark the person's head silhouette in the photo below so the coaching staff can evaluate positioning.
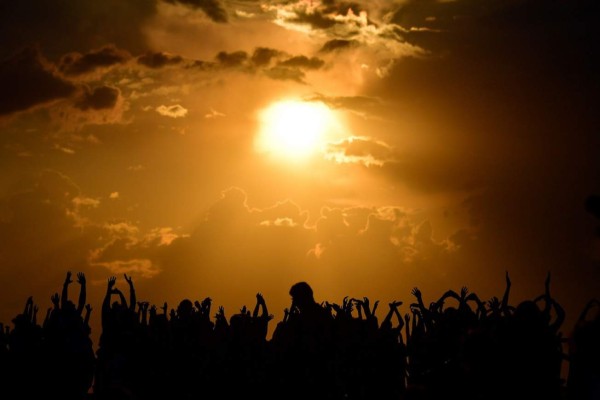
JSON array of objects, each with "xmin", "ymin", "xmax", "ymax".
[{"xmin": 289, "ymin": 282, "xmax": 315, "ymax": 312}]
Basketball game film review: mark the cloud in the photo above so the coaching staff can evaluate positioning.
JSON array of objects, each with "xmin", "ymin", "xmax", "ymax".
[
  {"xmin": 74, "ymin": 86, "xmax": 120, "ymax": 111},
  {"xmin": 204, "ymin": 108, "xmax": 226, "ymax": 119},
  {"xmin": 156, "ymin": 104, "xmax": 188, "ymax": 118},
  {"xmin": 58, "ymin": 45, "xmax": 131, "ymax": 76},
  {"xmin": 306, "ymin": 93, "xmax": 383, "ymax": 117},
  {"xmin": 134, "ymin": 186, "xmax": 462, "ymax": 309},
  {"xmin": 137, "ymin": 51, "xmax": 184, "ymax": 68},
  {"xmin": 278, "ymin": 55, "xmax": 325, "ymax": 69},
  {"xmin": 72, "ymin": 196, "xmax": 101, "ymax": 208},
  {"xmin": 0, "ymin": 48, "xmax": 76, "ymax": 116},
  {"xmin": 319, "ymin": 39, "xmax": 360, "ymax": 53},
  {"xmin": 89, "ymin": 224, "xmax": 187, "ymax": 279},
  {"xmin": 325, "ymin": 136, "xmax": 394, "ymax": 166},
  {"xmin": 165, "ymin": 0, "xmax": 228, "ymax": 23},
  {"xmin": 251, "ymin": 47, "xmax": 282, "ymax": 67},
  {"xmin": 50, "ymin": 85, "xmax": 128, "ymax": 131},
  {"xmin": 264, "ymin": 66, "xmax": 306, "ymax": 83},
  {"xmin": 216, "ymin": 50, "xmax": 249, "ymax": 67},
  {"xmin": 0, "ymin": 1, "xmax": 158, "ymax": 59},
  {"xmin": 109, "ymin": 192, "xmax": 120, "ymax": 199},
  {"xmin": 0, "ymin": 171, "xmax": 102, "ymax": 311}
]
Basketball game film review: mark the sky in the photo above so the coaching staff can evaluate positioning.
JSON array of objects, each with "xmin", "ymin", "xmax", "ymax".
[{"xmin": 0, "ymin": 0, "xmax": 599, "ymax": 340}]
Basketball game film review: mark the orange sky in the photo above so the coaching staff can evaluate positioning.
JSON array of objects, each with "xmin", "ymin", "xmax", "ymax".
[{"xmin": 1, "ymin": 0, "xmax": 599, "ymax": 341}]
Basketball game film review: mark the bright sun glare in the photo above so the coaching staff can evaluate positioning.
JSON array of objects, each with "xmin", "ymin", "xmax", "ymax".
[{"xmin": 256, "ymin": 100, "xmax": 336, "ymax": 160}]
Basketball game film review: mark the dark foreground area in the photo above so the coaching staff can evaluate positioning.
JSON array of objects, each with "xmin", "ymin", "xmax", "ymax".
[{"xmin": 1, "ymin": 272, "xmax": 598, "ymax": 400}]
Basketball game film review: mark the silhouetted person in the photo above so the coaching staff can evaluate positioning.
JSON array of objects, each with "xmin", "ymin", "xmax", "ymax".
[{"xmin": 278, "ymin": 282, "xmax": 334, "ymax": 400}]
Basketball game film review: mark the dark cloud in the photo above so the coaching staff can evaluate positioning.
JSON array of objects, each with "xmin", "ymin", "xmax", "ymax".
[
  {"xmin": 165, "ymin": 0, "xmax": 228, "ymax": 23},
  {"xmin": 187, "ymin": 59, "xmax": 216, "ymax": 70},
  {"xmin": 289, "ymin": 9, "xmax": 337, "ymax": 29},
  {"xmin": 306, "ymin": 94, "xmax": 382, "ymax": 114},
  {"xmin": 265, "ymin": 66, "xmax": 305, "ymax": 83},
  {"xmin": 0, "ymin": 47, "xmax": 76, "ymax": 116},
  {"xmin": 216, "ymin": 51, "xmax": 248, "ymax": 67},
  {"xmin": 59, "ymin": 46, "xmax": 131, "ymax": 76},
  {"xmin": 74, "ymin": 86, "xmax": 120, "ymax": 111},
  {"xmin": 381, "ymin": 157, "xmax": 483, "ymax": 194},
  {"xmin": 251, "ymin": 47, "xmax": 282, "ymax": 67},
  {"xmin": 138, "ymin": 51, "xmax": 184, "ymax": 68},
  {"xmin": 326, "ymin": 137, "xmax": 393, "ymax": 166},
  {"xmin": 278, "ymin": 55, "xmax": 325, "ymax": 70},
  {"xmin": 0, "ymin": 1, "xmax": 158, "ymax": 59},
  {"xmin": 319, "ymin": 39, "xmax": 359, "ymax": 53}
]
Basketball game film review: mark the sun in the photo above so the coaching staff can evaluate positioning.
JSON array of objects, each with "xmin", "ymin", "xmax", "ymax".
[{"xmin": 256, "ymin": 99, "xmax": 337, "ymax": 160}]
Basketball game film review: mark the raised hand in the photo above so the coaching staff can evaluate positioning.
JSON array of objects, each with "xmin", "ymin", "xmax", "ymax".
[
  {"xmin": 460, "ymin": 286, "xmax": 469, "ymax": 299},
  {"xmin": 107, "ymin": 276, "xmax": 116, "ymax": 289},
  {"xmin": 202, "ymin": 297, "xmax": 212, "ymax": 308},
  {"xmin": 362, "ymin": 297, "xmax": 370, "ymax": 310},
  {"xmin": 389, "ymin": 300, "xmax": 402, "ymax": 309},
  {"xmin": 51, "ymin": 293, "xmax": 60, "ymax": 306},
  {"xmin": 505, "ymin": 271, "xmax": 511, "ymax": 287},
  {"xmin": 488, "ymin": 296, "xmax": 500, "ymax": 310},
  {"xmin": 545, "ymin": 271, "xmax": 552, "ymax": 294},
  {"xmin": 256, "ymin": 292, "xmax": 265, "ymax": 305},
  {"xmin": 372, "ymin": 300, "xmax": 380, "ymax": 315},
  {"xmin": 77, "ymin": 272, "xmax": 86, "ymax": 285},
  {"xmin": 64, "ymin": 271, "xmax": 73, "ymax": 285},
  {"xmin": 162, "ymin": 302, "xmax": 168, "ymax": 314},
  {"xmin": 411, "ymin": 287, "xmax": 422, "ymax": 299},
  {"xmin": 124, "ymin": 273, "xmax": 133, "ymax": 286}
]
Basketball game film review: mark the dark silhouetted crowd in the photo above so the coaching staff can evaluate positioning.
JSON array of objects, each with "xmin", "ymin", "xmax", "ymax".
[{"xmin": 0, "ymin": 271, "xmax": 599, "ymax": 400}]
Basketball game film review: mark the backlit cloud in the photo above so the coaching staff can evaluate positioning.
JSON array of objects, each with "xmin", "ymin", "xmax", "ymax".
[
  {"xmin": 58, "ymin": 45, "xmax": 131, "ymax": 77},
  {"xmin": 156, "ymin": 104, "xmax": 188, "ymax": 118}
]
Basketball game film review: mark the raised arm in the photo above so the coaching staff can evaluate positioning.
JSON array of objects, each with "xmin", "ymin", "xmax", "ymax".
[
  {"xmin": 102, "ymin": 276, "xmax": 117, "ymax": 328},
  {"xmin": 138, "ymin": 302, "xmax": 149, "ymax": 326},
  {"xmin": 363, "ymin": 297, "xmax": 379, "ymax": 319},
  {"xmin": 32, "ymin": 304, "xmax": 38, "ymax": 325},
  {"xmin": 76, "ymin": 272, "xmax": 86, "ymax": 315},
  {"xmin": 549, "ymin": 299, "xmax": 565, "ymax": 333},
  {"xmin": 50, "ymin": 293, "xmax": 60, "ymax": 312},
  {"xmin": 411, "ymin": 287, "xmax": 434, "ymax": 329},
  {"xmin": 113, "ymin": 288, "xmax": 128, "ymax": 308},
  {"xmin": 578, "ymin": 298, "xmax": 600, "ymax": 322},
  {"xmin": 381, "ymin": 301, "xmax": 402, "ymax": 328},
  {"xmin": 61, "ymin": 271, "xmax": 73, "ymax": 309},
  {"xmin": 254, "ymin": 293, "xmax": 269, "ymax": 319},
  {"xmin": 501, "ymin": 271, "xmax": 511, "ymax": 313},
  {"xmin": 124, "ymin": 274, "xmax": 136, "ymax": 312},
  {"xmin": 23, "ymin": 296, "xmax": 34, "ymax": 323}
]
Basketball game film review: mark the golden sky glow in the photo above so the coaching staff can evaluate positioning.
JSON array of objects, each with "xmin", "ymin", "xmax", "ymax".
[{"xmin": 0, "ymin": 0, "xmax": 599, "ymax": 340}]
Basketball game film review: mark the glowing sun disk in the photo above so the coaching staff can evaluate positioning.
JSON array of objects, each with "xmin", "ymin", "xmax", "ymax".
[{"xmin": 257, "ymin": 100, "xmax": 335, "ymax": 160}]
